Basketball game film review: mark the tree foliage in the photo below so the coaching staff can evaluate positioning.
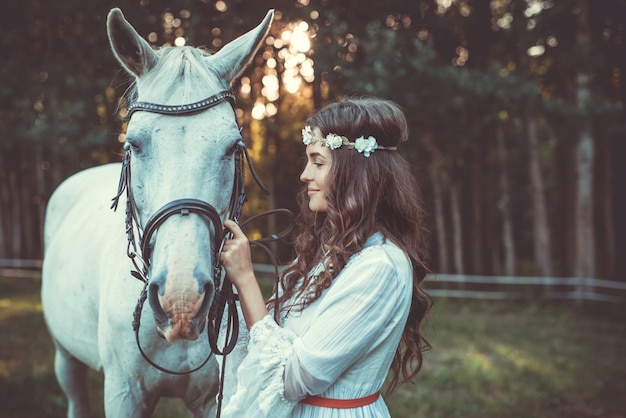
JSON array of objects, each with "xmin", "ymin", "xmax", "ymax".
[{"xmin": 2, "ymin": 0, "xmax": 625, "ymax": 282}]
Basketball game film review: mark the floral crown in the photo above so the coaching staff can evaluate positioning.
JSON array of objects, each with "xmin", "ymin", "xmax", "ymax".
[{"xmin": 301, "ymin": 126, "xmax": 397, "ymax": 157}]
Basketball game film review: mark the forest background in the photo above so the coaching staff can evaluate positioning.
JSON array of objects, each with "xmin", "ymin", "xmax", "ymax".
[{"xmin": 2, "ymin": 0, "xmax": 625, "ymax": 284}]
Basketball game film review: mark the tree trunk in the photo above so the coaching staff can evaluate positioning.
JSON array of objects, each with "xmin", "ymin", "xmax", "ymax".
[
  {"xmin": 557, "ymin": 137, "xmax": 576, "ymax": 277},
  {"xmin": 431, "ymin": 168, "xmax": 449, "ymax": 273},
  {"xmin": 0, "ymin": 154, "xmax": 10, "ymax": 257},
  {"xmin": 35, "ymin": 143, "xmax": 47, "ymax": 258},
  {"xmin": 421, "ymin": 132, "xmax": 450, "ymax": 274},
  {"xmin": 491, "ymin": 241, "xmax": 502, "ymax": 276},
  {"xmin": 574, "ymin": 0, "xmax": 596, "ymax": 301},
  {"xmin": 574, "ymin": 119, "xmax": 595, "ymax": 280},
  {"xmin": 20, "ymin": 173, "xmax": 35, "ymax": 258},
  {"xmin": 450, "ymin": 180, "xmax": 465, "ymax": 274},
  {"xmin": 600, "ymin": 135, "xmax": 616, "ymax": 279},
  {"xmin": 496, "ymin": 125, "xmax": 516, "ymax": 277},
  {"xmin": 526, "ymin": 111, "xmax": 553, "ymax": 279},
  {"xmin": 470, "ymin": 141, "xmax": 484, "ymax": 274},
  {"xmin": 9, "ymin": 164, "xmax": 21, "ymax": 257},
  {"xmin": 484, "ymin": 186, "xmax": 498, "ymax": 276}
]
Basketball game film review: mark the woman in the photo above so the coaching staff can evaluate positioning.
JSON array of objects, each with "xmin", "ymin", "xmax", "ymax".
[{"xmin": 219, "ymin": 96, "xmax": 432, "ymax": 417}]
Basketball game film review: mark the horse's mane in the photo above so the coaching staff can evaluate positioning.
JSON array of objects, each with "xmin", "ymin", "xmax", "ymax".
[{"xmin": 121, "ymin": 46, "xmax": 222, "ymax": 109}]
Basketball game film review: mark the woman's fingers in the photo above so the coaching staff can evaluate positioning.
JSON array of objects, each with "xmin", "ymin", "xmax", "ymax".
[
  {"xmin": 224, "ymin": 219, "xmax": 245, "ymax": 239},
  {"xmin": 220, "ymin": 220, "xmax": 254, "ymax": 286}
]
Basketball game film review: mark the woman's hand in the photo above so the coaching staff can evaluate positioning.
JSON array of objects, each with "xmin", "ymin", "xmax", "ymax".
[
  {"xmin": 220, "ymin": 219, "xmax": 255, "ymax": 289},
  {"xmin": 220, "ymin": 219, "xmax": 269, "ymax": 328}
]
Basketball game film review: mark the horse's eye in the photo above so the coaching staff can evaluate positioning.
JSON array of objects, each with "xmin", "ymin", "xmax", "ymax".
[
  {"xmin": 227, "ymin": 141, "xmax": 242, "ymax": 157},
  {"xmin": 125, "ymin": 139, "xmax": 142, "ymax": 154}
]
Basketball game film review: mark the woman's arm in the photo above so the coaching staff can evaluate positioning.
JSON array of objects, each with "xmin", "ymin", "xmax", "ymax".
[{"xmin": 220, "ymin": 219, "xmax": 269, "ymax": 329}]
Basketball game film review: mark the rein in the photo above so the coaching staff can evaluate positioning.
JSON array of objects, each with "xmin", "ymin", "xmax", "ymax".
[{"xmin": 110, "ymin": 90, "xmax": 293, "ymax": 413}]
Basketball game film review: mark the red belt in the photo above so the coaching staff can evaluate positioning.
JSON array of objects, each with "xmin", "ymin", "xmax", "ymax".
[{"xmin": 301, "ymin": 391, "xmax": 381, "ymax": 409}]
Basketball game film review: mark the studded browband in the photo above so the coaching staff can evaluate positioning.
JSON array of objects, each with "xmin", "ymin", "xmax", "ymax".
[{"xmin": 125, "ymin": 90, "xmax": 236, "ymax": 119}]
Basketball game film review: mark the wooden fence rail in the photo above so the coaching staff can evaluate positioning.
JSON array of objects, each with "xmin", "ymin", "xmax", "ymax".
[
  {"xmin": 425, "ymin": 273, "xmax": 626, "ymax": 303},
  {"xmin": 0, "ymin": 258, "xmax": 42, "ymax": 279},
  {"xmin": 2, "ymin": 260, "xmax": 624, "ymax": 303}
]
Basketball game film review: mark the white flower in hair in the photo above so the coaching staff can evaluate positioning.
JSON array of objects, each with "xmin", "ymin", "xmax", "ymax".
[
  {"xmin": 354, "ymin": 135, "xmax": 379, "ymax": 157},
  {"xmin": 325, "ymin": 134, "xmax": 344, "ymax": 150},
  {"xmin": 301, "ymin": 125, "xmax": 395, "ymax": 156},
  {"xmin": 302, "ymin": 126, "xmax": 314, "ymax": 145}
]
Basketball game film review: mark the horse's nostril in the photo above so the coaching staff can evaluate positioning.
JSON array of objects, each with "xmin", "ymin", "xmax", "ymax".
[
  {"xmin": 147, "ymin": 282, "xmax": 168, "ymax": 325},
  {"xmin": 196, "ymin": 282, "xmax": 215, "ymax": 319}
]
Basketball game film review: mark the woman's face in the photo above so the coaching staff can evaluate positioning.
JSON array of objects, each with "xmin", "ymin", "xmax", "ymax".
[{"xmin": 300, "ymin": 137, "xmax": 332, "ymax": 212}]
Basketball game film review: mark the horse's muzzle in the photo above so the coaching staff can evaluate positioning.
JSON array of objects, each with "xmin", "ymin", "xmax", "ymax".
[{"xmin": 148, "ymin": 280, "xmax": 214, "ymax": 342}]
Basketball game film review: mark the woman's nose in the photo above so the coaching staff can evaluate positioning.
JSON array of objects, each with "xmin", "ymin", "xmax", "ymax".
[{"xmin": 300, "ymin": 164, "xmax": 311, "ymax": 183}]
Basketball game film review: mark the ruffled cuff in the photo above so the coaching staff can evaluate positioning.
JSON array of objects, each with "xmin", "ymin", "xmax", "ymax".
[{"xmin": 221, "ymin": 315, "xmax": 298, "ymax": 418}]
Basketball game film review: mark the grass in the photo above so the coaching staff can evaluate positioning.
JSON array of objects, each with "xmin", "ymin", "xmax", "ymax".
[
  {"xmin": 386, "ymin": 301, "xmax": 626, "ymax": 418},
  {"xmin": 1, "ymin": 275, "xmax": 625, "ymax": 417}
]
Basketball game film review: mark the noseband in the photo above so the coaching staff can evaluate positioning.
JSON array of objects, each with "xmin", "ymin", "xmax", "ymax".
[{"xmin": 110, "ymin": 90, "xmax": 270, "ymax": 374}]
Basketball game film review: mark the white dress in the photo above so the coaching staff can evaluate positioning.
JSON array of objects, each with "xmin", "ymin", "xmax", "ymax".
[{"xmin": 220, "ymin": 232, "xmax": 413, "ymax": 418}]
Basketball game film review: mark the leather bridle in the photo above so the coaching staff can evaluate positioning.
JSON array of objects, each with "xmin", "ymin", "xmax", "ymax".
[{"xmin": 110, "ymin": 90, "xmax": 288, "ymax": 383}]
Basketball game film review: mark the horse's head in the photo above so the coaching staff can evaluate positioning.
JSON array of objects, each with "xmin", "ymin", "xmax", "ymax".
[{"xmin": 107, "ymin": 8, "xmax": 273, "ymax": 342}]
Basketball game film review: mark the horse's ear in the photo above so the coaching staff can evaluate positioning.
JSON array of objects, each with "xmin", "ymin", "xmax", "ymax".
[
  {"xmin": 209, "ymin": 10, "xmax": 274, "ymax": 85},
  {"xmin": 107, "ymin": 8, "xmax": 158, "ymax": 77}
]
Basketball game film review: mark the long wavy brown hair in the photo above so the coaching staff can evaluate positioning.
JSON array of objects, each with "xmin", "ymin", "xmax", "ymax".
[{"xmin": 271, "ymin": 96, "xmax": 432, "ymax": 393}]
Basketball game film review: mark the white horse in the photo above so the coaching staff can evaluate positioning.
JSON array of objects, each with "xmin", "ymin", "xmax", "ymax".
[{"xmin": 41, "ymin": 8, "xmax": 273, "ymax": 418}]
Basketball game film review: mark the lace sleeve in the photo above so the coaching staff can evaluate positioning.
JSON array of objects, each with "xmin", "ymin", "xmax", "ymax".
[{"xmin": 221, "ymin": 314, "xmax": 298, "ymax": 418}]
